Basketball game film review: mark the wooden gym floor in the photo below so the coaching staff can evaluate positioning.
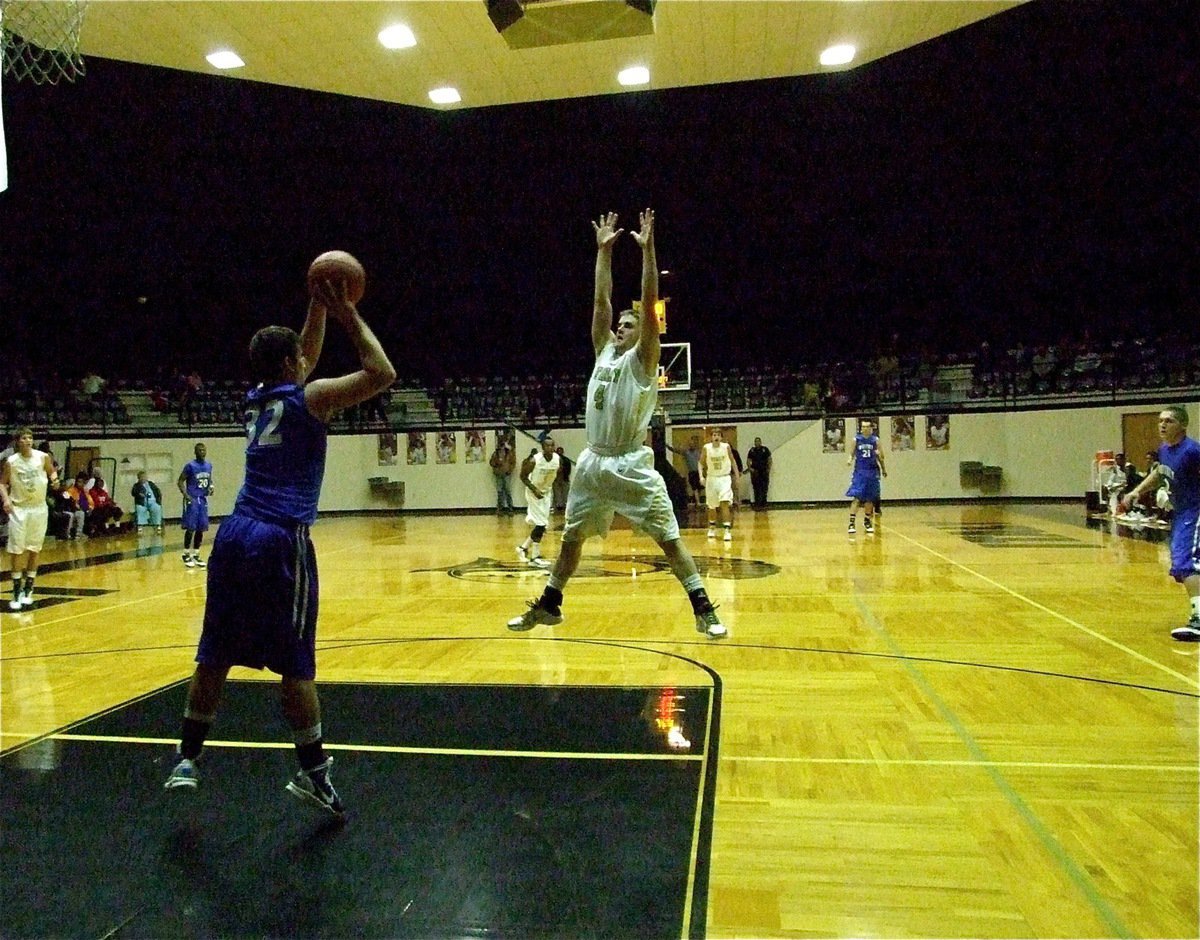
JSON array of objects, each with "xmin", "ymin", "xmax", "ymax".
[{"xmin": 1, "ymin": 502, "xmax": 1196, "ymax": 938}]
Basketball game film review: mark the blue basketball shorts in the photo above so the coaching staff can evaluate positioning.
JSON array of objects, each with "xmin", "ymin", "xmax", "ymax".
[
  {"xmin": 181, "ymin": 497, "xmax": 209, "ymax": 532},
  {"xmin": 1168, "ymin": 507, "xmax": 1200, "ymax": 584},
  {"xmin": 845, "ymin": 472, "xmax": 881, "ymax": 505},
  {"xmin": 197, "ymin": 515, "xmax": 319, "ymax": 679}
]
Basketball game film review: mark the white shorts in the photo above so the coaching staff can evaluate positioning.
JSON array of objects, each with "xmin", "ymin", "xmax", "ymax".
[
  {"xmin": 562, "ymin": 446, "xmax": 680, "ymax": 544},
  {"xmin": 525, "ymin": 489, "xmax": 552, "ymax": 528},
  {"xmin": 6, "ymin": 504, "xmax": 49, "ymax": 554},
  {"xmin": 705, "ymin": 474, "xmax": 734, "ymax": 509}
]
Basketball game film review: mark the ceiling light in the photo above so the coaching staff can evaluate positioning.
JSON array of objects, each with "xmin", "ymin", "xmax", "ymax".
[
  {"xmin": 429, "ymin": 87, "xmax": 461, "ymax": 105},
  {"xmin": 617, "ymin": 66, "xmax": 650, "ymax": 87},
  {"xmin": 378, "ymin": 24, "xmax": 416, "ymax": 50},
  {"xmin": 206, "ymin": 50, "xmax": 244, "ymax": 69},
  {"xmin": 819, "ymin": 44, "xmax": 856, "ymax": 67}
]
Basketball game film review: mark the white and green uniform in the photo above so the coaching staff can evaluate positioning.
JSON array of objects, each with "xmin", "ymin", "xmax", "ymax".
[
  {"xmin": 524, "ymin": 451, "xmax": 560, "ymax": 528},
  {"xmin": 703, "ymin": 441, "xmax": 735, "ymax": 508},
  {"xmin": 5, "ymin": 450, "xmax": 51, "ymax": 554},
  {"xmin": 564, "ymin": 342, "xmax": 678, "ymax": 543}
]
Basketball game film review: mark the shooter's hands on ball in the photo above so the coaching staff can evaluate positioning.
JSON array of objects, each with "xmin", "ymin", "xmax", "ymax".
[
  {"xmin": 630, "ymin": 208, "xmax": 654, "ymax": 249},
  {"xmin": 593, "ymin": 212, "xmax": 623, "ymax": 251},
  {"xmin": 311, "ymin": 277, "xmax": 357, "ymax": 325}
]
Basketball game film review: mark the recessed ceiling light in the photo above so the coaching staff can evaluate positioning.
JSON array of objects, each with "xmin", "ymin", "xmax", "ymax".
[
  {"xmin": 618, "ymin": 66, "xmax": 650, "ymax": 87},
  {"xmin": 819, "ymin": 44, "xmax": 856, "ymax": 67},
  {"xmin": 378, "ymin": 24, "xmax": 416, "ymax": 50},
  {"xmin": 206, "ymin": 50, "xmax": 244, "ymax": 70},
  {"xmin": 429, "ymin": 87, "xmax": 461, "ymax": 105}
]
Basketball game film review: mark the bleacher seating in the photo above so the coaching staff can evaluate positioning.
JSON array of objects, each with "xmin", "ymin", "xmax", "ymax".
[{"xmin": 4, "ymin": 332, "xmax": 1197, "ymax": 436}]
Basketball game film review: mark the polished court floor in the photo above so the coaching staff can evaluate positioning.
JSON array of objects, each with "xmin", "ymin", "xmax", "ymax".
[{"xmin": 1, "ymin": 502, "xmax": 1197, "ymax": 938}]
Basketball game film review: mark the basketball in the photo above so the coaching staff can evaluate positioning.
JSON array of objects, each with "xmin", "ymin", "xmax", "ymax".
[{"xmin": 307, "ymin": 250, "xmax": 366, "ymax": 303}]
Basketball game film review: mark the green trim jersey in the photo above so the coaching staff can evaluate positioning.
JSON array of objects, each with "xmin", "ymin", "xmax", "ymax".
[
  {"xmin": 704, "ymin": 442, "xmax": 732, "ymax": 477},
  {"xmin": 585, "ymin": 342, "xmax": 657, "ymax": 454},
  {"xmin": 527, "ymin": 451, "xmax": 560, "ymax": 493},
  {"xmin": 5, "ymin": 450, "xmax": 49, "ymax": 507}
]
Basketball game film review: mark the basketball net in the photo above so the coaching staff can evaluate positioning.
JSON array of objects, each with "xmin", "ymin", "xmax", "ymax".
[
  {"xmin": 0, "ymin": 0, "xmax": 87, "ymax": 84},
  {"xmin": 0, "ymin": 0, "xmax": 88, "ymax": 191},
  {"xmin": 1, "ymin": 5, "xmax": 7, "ymax": 193}
]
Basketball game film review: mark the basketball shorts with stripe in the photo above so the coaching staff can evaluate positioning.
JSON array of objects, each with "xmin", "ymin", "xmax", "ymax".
[{"xmin": 197, "ymin": 514, "xmax": 319, "ymax": 679}]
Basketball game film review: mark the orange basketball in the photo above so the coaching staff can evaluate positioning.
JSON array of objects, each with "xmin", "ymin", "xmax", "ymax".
[{"xmin": 307, "ymin": 250, "xmax": 366, "ymax": 303}]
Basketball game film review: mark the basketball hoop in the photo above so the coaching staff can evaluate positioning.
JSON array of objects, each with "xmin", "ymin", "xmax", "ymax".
[{"xmin": 1, "ymin": 0, "xmax": 87, "ymax": 84}]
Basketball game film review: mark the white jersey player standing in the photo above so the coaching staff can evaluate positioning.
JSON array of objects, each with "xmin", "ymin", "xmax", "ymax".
[
  {"xmin": 700, "ymin": 427, "xmax": 739, "ymax": 542},
  {"xmin": 518, "ymin": 435, "xmax": 561, "ymax": 568},
  {"xmin": 0, "ymin": 427, "xmax": 60, "ymax": 610},
  {"xmin": 507, "ymin": 209, "xmax": 727, "ymax": 638}
]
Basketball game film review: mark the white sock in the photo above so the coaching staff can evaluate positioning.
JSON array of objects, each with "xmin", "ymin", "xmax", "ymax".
[{"xmin": 1191, "ymin": 596, "xmax": 1200, "ymax": 620}]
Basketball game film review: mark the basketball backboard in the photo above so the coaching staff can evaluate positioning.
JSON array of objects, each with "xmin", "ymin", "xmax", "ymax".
[{"xmin": 657, "ymin": 342, "xmax": 691, "ymax": 391}]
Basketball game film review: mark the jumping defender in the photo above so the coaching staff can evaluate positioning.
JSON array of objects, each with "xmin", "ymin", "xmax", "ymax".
[{"xmin": 506, "ymin": 210, "xmax": 727, "ymax": 639}]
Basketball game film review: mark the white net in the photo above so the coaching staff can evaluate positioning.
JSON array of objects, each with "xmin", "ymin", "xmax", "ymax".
[{"xmin": 1, "ymin": 0, "xmax": 87, "ymax": 84}]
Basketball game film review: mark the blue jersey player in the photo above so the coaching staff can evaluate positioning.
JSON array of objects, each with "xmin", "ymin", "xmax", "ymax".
[
  {"xmin": 177, "ymin": 442, "xmax": 213, "ymax": 567},
  {"xmin": 164, "ymin": 274, "xmax": 397, "ymax": 818},
  {"xmin": 1119, "ymin": 406, "xmax": 1200, "ymax": 641},
  {"xmin": 846, "ymin": 419, "xmax": 887, "ymax": 535}
]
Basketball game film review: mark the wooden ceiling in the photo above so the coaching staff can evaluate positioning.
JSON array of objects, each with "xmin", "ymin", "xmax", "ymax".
[{"xmin": 71, "ymin": 1, "xmax": 1024, "ymax": 109}]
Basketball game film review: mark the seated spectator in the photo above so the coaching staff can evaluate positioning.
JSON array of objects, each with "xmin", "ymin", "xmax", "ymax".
[
  {"xmin": 87, "ymin": 475, "xmax": 124, "ymax": 534},
  {"xmin": 1031, "ymin": 346, "xmax": 1057, "ymax": 378},
  {"xmin": 131, "ymin": 471, "xmax": 164, "ymax": 533},
  {"xmin": 1101, "ymin": 454, "xmax": 1129, "ymax": 513},
  {"xmin": 80, "ymin": 370, "xmax": 106, "ymax": 397},
  {"xmin": 49, "ymin": 487, "xmax": 77, "ymax": 540},
  {"xmin": 149, "ymin": 386, "xmax": 172, "ymax": 412},
  {"xmin": 62, "ymin": 473, "xmax": 92, "ymax": 539},
  {"xmin": 1115, "ymin": 453, "xmax": 1141, "ymax": 492}
]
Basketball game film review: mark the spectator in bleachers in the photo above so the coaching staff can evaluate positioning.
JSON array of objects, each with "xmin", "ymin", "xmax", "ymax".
[
  {"xmin": 80, "ymin": 370, "xmax": 106, "ymax": 397},
  {"xmin": 1031, "ymin": 346, "xmax": 1058, "ymax": 382},
  {"xmin": 0, "ymin": 429, "xmax": 19, "ymax": 465}
]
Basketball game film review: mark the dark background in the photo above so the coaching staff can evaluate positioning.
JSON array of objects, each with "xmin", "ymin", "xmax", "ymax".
[{"xmin": 1, "ymin": 0, "xmax": 1196, "ymax": 385}]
